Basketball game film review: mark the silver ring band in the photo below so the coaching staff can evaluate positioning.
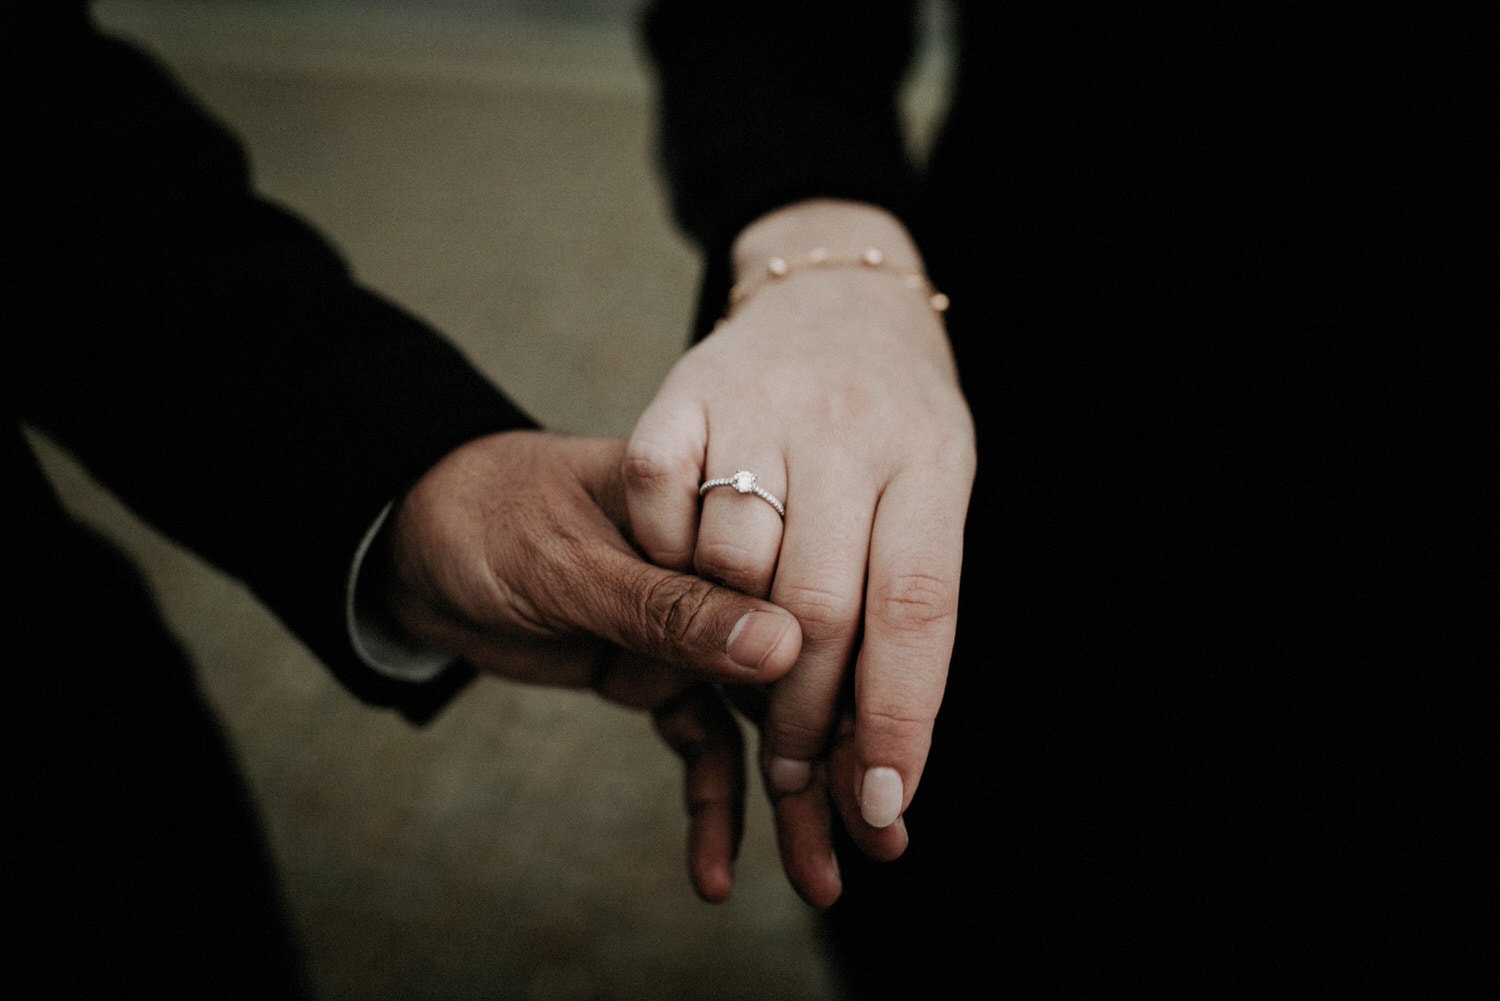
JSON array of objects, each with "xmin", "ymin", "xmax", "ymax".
[{"xmin": 699, "ymin": 469, "xmax": 785, "ymax": 518}]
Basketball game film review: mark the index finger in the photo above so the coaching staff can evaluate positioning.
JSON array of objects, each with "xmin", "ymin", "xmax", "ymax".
[
  {"xmin": 622, "ymin": 382, "xmax": 708, "ymax": 572},
  {"xmin": 848, "ymin": 469, "xmax": 968, "ymax": 830}
]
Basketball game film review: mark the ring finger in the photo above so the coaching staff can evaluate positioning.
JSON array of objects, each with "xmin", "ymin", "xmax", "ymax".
[{"xmin": 695, "ymin": 458, "xmax": 788, "ymax": 599}]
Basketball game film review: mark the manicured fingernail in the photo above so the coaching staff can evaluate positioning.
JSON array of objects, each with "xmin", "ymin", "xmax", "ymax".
[
  {"xmin": 860, "ymin": 767, "xmax": 905, "ymax": 829},
  {"xmin": 726, "ymin": 610, "xmax": 790, "ymax": 671},
  {"xmin": 768, "ymin": 756, "xmax": 811, "ymax": 795}
]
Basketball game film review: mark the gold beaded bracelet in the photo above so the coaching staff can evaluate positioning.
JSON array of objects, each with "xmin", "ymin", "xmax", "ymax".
[{"xmin": 726, "ymin": 246, "xmax": 950, "ymax": 317}]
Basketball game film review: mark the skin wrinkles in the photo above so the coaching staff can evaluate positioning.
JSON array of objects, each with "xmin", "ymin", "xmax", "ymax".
[
  {"xmin": 695, "ymin": 535, "xmax": 780, "ymax": 590},
  {"xmin": 870, "ymin": 570, "xmax": 959, "ymax": 633},
  {"xmin": 774, "ymin": 575, "xmax": 863, "ymax": 645},
  {"xmin": 639, "ymin": 567, "xmax": 717, "ymax": 653}
]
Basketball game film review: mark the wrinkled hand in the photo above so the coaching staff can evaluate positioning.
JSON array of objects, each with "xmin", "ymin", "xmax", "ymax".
[
  {"xmin": 624, "ymin": 200, "xmax": 976, "ymax": 906},
  {"xmin": 379, "ymin": 429, "xmax": 803, "ymax": 901}
]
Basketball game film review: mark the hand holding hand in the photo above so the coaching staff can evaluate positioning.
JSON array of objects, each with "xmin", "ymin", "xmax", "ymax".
[
  {"xmin": 624, "ymin": 200, "xmax": 976, "ymax": 906},
  {"xmin": 377, "ymin": 429, "xmax": 803, "ymax": 901}
]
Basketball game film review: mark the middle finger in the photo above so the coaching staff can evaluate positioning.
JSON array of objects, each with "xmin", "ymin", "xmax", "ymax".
[{"xmin": 759, "ymin": 458, "xmax": 876, "ymax": 793}]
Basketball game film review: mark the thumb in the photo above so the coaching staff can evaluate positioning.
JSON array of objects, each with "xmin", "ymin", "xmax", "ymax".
[
  {"xmin": 567, "ymin": 545, "xmax": 802, "ymax": 683},
  {"xmin": 566, "ymin": 434, "xmax": 802, "ymax": 683}
]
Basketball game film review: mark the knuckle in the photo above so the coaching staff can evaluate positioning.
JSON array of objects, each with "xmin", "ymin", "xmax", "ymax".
[
  {"xmin": 765, "ymin": 713, "xmax": 835, "ymax": 756},
  {"xmin": 777, "ymin": 580, "xmax": 861, "ymax": 644},
  {"xmin": 909, "ymin": 417, "xmax": 976, "ymax": 477},
  {"xmin": 933, "ymin": 423, "xmax": 978, "ymax": 475},
  {"xmin": 621, "ymin": 444, "xmax": 688, "ymax": 493},
  {"xmin": 871, "ymin": 571, "xmax": 958, "ymax": 633},
  {"xmin": 860, "ymin": 688, "xmax": 937, "ymax": 751},
  {"xmin": 640, "ymin": 571, "xmax": 716, "ymax": 652},
  {"xmin": 863, "ymin": 696, "xmax": 930, "ymax": 732},
  {"xmin": 695, "ymin": 538, "xmax": 772, "ymax": 583}
]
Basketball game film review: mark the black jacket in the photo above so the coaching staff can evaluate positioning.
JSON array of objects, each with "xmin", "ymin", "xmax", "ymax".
[{"xmin": 7, "ymin": 2, "xmax": 537, "ymax": 720}]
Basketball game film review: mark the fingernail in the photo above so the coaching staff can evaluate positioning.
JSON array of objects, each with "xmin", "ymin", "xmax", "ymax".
[
  {"xmin": 726, "ymin": 610, "xmax": 790, "ymax": 671},
  {"xmin": 859, "ymin": 767, "xmax": 905, "ymax": 829},
  {"xmin": 768, "ymin": 756, "xmax": 811, "ymax": 795}
]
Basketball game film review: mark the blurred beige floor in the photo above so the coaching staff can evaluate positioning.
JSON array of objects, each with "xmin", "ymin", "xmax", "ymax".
[{"xmin": 33, "ymin": 1, "xmax": 859, "ymax": 998}]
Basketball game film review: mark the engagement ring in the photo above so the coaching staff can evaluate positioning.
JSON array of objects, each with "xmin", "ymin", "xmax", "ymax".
[{"xmin": 699, "ymin": 470, "xmax": 785, "ymax": 518}]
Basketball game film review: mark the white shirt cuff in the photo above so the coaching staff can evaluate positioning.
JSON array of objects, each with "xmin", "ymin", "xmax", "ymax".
[{"xmin": 345, "ymin": 502, "xmax": 455, "ymax": 682}]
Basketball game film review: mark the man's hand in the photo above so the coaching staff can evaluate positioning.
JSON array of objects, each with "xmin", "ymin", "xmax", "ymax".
[{"xmin": 379, "ymin": 429, "xmax": 803, "ymax": 902}]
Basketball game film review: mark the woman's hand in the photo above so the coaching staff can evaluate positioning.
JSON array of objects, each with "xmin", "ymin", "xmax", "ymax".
[{"xmin": 624, "ymin": 200, "xmax": 976, "ymax": 906}]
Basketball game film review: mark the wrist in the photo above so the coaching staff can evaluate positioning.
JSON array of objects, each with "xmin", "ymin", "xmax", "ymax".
[
  {"xmin": 727, "ymin": 246, "xmax": 949, "ymax": 318},
  {"xmin": 732, "ymin": 198, "xmax": 926, "ymax": 278},
  {"xmin": 728, "ymin": 200, "xmax": 946, "ymax": 320}
]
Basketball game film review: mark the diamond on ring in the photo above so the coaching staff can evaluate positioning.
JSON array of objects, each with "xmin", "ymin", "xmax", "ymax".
[{"xmin": 699, "ymin": 469, "xmax": 785, "ymax": 518}]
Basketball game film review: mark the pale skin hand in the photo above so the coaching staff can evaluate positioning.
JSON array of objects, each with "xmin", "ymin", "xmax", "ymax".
[
  {"xmin": 377, "ymin": 429, "xmax": 804, "ymax": 902},
  {"xmin": 624, "ymin": 199, "xmax": 977, "ymax": 907}
]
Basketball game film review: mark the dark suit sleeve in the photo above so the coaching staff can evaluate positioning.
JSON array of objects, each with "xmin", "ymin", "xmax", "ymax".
[
  {"xmin": 640, "ymin": 0, "xmax": 929, "ymax": 337},
  {"xmin": 9, "ymin": 8, "xmax": 534, "ymax": 723}
]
